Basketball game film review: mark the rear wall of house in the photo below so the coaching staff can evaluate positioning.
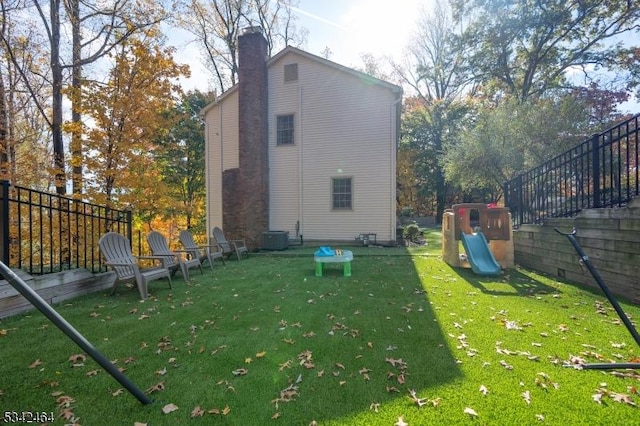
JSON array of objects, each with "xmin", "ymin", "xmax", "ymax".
[{"xmin": 268, "ymin": 53, "xmax": 398, "ymax": 243}]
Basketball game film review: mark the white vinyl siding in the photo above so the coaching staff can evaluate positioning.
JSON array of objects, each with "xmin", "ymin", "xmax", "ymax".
[
  {"xmin": 204, "ymin": 89, "xmax": 239, "ymax": 233},
  {"xmin": 268, "ymin": 52, "xmax": 398, "ymax": 242},
  {"xmin": 269, "ymin": 65, "xmax": 301, "ymax": 235}
]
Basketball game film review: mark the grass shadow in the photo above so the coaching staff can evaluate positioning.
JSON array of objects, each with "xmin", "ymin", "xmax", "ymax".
[
  {"xmin": 0, "ymin": 249, "xmax": 463, "ymax": 425},
  {"xmin": 450, "ymin": 266, "xmax": 561, "ymax": 297}
]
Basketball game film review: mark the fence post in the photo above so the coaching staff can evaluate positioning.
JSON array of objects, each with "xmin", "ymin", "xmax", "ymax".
[
  {"xmin": 591, "ymin": 133, "xmax": 601, "ymax": 208},
  {"xmin": 0, "ymin": 180, "xmax": 9, "ymax": 266},
  {"xmin": 126, "ymin": 209, "xmax": 133, "ymax": 249}
]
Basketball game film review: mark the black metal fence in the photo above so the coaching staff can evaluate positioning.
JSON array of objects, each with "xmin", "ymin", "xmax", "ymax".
[
  {"xmin": 504, "ymin": 114, "xmax": 639, "ymax": 226},
  {"xmin": 0, "ymin": 180, "xmax": 132, "ymax": 274}
]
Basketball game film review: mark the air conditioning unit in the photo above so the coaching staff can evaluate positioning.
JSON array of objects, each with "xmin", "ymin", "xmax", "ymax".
[{"xmin": 262, "ymin": 231, "xmax": 289, "ymax": 250}]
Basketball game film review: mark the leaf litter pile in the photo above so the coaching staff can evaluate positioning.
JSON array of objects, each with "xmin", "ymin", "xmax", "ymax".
[{"xmin": 0, "ymin": 252, "xmax": 638, "ymax": 425}]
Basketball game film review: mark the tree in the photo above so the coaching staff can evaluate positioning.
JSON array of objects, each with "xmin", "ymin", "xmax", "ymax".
[
  {"xmin": 64, "ymin": 0, "xmax": 168, "ymax": 195},
  {"xmin": 394, "ymin": 0, "xmax": 473, "ymax": 223},
  {"xmin": 451, "ymin": 0, "xmax": 640, "ymax": 101},
  {"xmin": 1, "ymin": 0, "xmax": 168, "ymax": 194},
  {"xmin": 156, "ymin": 90, "xmax": 213, "ymax": 231},
  {"xmin": 81, "ymin": 29, "xmax": 189, "ymax": 211},
  {"xmin": 442, "ymin": 96, "xmax": 594, "ymax": 200},
  {"xmin": 0, "ymin": 1, "xmax": 52, "ymax": 187},
  {"xmin": 178, "ymin": 0, "xmax": 307, "ymax": 92}
]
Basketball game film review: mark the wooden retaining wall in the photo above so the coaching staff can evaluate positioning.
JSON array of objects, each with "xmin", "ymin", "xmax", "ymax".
[
  {"xmin": 513, "ymin": 198, "xmax": 640, "ymax": 303},
  {"xmin": 0, "ymin": 270, "xmax": 115, "ymax": 319}
]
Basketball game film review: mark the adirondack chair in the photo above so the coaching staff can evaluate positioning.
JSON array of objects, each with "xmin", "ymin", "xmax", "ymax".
[
  {"xmin": 179, "ymin": 229, "xmax": 225, "ymax": 270},
  {"xmin": 98, "ymin": 232, "xmax": 172, "ymax": 300},
  {"xmin": 146, "ymin": 231, "xmax": 203, "ymax": 282},
  {"xmin": 211, "ymin": 226, "xmax": 249, "ymax": 261}
]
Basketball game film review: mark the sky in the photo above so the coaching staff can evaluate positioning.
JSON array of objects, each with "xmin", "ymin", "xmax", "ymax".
[
  {"xmin": 173, "ymin": 0, "xmax": 429, "ymax": 92},
  {"xmin": 170, "ymin": 1, "xmax": 638, "ymax": 113}
]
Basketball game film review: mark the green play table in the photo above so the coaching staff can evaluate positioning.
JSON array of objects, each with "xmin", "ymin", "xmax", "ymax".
[{"xmin": 314, "ymin": 250, "xmax": 353, "ymax": 277}]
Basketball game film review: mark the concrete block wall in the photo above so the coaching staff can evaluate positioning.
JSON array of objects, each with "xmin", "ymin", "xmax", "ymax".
[{"xmin": 513, "ymin": 198, "xmax": 640, "ymax": 303}]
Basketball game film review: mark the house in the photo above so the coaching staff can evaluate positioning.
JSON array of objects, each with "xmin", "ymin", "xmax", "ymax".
[{"xmin": 202, "ymin": 27, "xmax": 402, "ymax": 249}]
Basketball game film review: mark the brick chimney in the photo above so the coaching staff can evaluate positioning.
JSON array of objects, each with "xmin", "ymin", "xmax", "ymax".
[{"xmin": 222, "ymin": 27, "xmax": 269, "ymax": 250}]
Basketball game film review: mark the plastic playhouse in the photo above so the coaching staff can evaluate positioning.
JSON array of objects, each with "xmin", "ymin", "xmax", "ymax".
[{"xmin": 442, "ymin": 203, "xmax": 514, "ymax": 275}]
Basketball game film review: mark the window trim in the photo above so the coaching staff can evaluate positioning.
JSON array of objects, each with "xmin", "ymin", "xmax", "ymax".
[
  {"xmin": 276, "ymin": 114, "xmax": 295, "ymax": 146},
  {"xmin": 331, "ymin": 176, "xmax": 353, "ymax": 211}
]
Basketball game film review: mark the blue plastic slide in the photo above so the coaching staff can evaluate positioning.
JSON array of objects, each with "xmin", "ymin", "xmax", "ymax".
[{"xmin": 460, "ymin": 232, "xmax": 501, "ymax": 276}]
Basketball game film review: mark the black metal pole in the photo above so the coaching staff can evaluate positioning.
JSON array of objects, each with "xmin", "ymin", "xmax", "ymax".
[
  {"xmin": 0, "ymin": 262, "xmax": 152, "ymax": 404},
  {"xmin": 555, "ymin": 228, "xmax": 640, "ymax": 370}
]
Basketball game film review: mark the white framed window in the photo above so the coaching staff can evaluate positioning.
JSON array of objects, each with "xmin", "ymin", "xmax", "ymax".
[
  {"xmin": 276, "ymin": 114, "xmax": 294, "ymax": 145},
  {"xmin": 332, "ymin": 177, "xmax": 352, "ymax": 210}
]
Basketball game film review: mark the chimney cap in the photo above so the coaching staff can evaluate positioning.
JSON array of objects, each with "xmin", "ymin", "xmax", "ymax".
[{"xmin": 242, "ymin": 26, "xmax": 263, "ymax": 35}]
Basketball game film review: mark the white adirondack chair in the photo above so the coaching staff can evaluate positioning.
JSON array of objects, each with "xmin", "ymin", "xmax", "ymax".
[
  {"xmin": 179, "ymin": 229, "xmax": 225, "ymax": 270},
  {"xmin": 211, "ymin": 226, "xmax": 249, "ymax": 261},
  {"xmin": 146, "ymin": 231, "xmax": 203, "ymax": 282},
  {"xmin": 98, "ymin": 232, "xmax": 172, "ymax": 300}
]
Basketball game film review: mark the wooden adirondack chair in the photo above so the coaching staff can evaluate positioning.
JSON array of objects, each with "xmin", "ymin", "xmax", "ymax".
[
  {"xmin": 179, "ymin": 230, "xmax": 225, "ymax": 270},
  {"xmin": 98, "ymin": 232, "xmax": 172, "ymax": 300},
  {"xmin": 211, "ymin": 226, "xmax": 249, "ymax": 261},
  {"xmin": 146, "ymin": 231, "xmax": 203, "ymax": 282}
]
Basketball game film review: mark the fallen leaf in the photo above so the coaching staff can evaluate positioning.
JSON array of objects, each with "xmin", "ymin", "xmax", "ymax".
[
  {"xmin": 29, "ymin": 359, "xmax": 43, "ymax": 369},
  {"xmin": 479, "ymin": 385, "xmax": 489, "ymax": 396},
  {"xmin": 232, "ymin": 368, "xmax": 248, "ymax": 376},
  {"xmin": 464, "ymin": 407, "xmax": 478, "ymax": 417},
  {"xmin": 191, "ymin": 405, "xmax": 205, "ymax": 417},
  {"xmin": 522, "ymin": 390, "xmax": 531, "ymax": 405},
  {"xmin": 112, "ymin": 388, "xmax": 123, "ymax": 396},
  {"xmin": 395, "ymin": 416, "xmax": 409, "ymax": 426},
  {"xmin": 56, "ymin": 395, "xmax": 76, "ymax": 408},
  {"xmin": 409, "ymin": 389, "xmax": 427, "ymax": 407},
  {"xmin": 68, "ymin": 354, "xmax": 87, "ymax": 364},
  {"xmin": 499, "ymin": 360, "xmax": 514, "ymax": 370},
  {"xmin": 256, "ymin": 351, "xmax": 267, "ymax": 358},
  {"xmin": 59, "ymin": 408, "xmax": 75, "ymax": 420},
  {"xmin": 162, "ymin": 403, "xmax": 178, "ymax": 414},
  {"xmin": 146, "ymin": 381, "xmax": 165, "ymax": 394},
  {"xmin": 271, "ymin": 412, "xmax": 281, "ymax": 419}
]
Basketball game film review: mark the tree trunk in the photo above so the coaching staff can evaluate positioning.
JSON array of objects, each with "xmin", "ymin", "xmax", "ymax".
[
  {"xmin": 0, "ymin": 70, "xmax": 8, "ymax": 176},
  {"xmin": 51, "ymin": 0, "xmax": 66, "ymax": 194},
  {"xmin": 70, "ymin": 0, "xmax": 82, "ymax": 195}
]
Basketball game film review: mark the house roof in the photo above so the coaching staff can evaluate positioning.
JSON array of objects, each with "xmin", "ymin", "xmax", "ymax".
[{"xmin": 201, "ymin": 45, "xmax": 402, "ymax": 116}]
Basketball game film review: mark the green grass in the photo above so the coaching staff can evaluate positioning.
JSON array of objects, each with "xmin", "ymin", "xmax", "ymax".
[{"xmin": 1, "ymin": 231, "xmax": 638, "ymax": 425}]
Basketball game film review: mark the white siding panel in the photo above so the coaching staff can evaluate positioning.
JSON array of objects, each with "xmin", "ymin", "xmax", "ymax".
[
  {"xmin": 204, "ymin": 90, "xmax": 239, "ymax": 234},
  {"xmin": 287, "ymin": 55, "xmax": 397, "ymax": 242},
  {"xmin": 204, "ymin": 105, "xmax": 223, "ymax": 232},
  {"xmin": 221, "ymin": 91, "xmax": 239, "ymax": 171},
  {"xmin": 268, "ymin": 59, "xmax": 301, "ymax": 236}
]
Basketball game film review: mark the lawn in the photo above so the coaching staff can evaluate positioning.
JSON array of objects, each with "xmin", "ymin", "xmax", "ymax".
[{"xmin": 0, "ymin": 230, "xmax": 638, "ymax": 425}]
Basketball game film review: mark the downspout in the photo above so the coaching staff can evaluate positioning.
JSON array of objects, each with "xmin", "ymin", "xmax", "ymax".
[
  {"xmin": 391, "ymin": 90, "xmax": 402, "ymax": 244},
  {"xmin": 298, "ymin": 86, "xmax": 304, "ymax": 239}
]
